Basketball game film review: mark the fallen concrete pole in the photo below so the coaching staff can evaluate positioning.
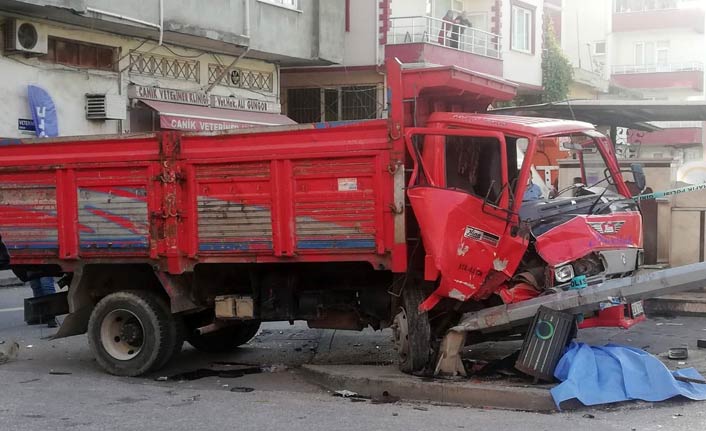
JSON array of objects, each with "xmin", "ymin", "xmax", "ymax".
[{"xmin": 436, "ymin": 261, "xmax": 706, "ymax": 375}]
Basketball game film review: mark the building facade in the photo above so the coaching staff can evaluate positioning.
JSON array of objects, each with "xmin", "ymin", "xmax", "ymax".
[
  {"xmin": 281, "ymin": 0, "xmax": 549, "ymax": 123},
  {"xmin": 561, "ymin": 0, "xmax": 705, "ymax": 162},
  {"xmin": 0, "ymin": 0, "xmax": 346, "ymax": 139}
]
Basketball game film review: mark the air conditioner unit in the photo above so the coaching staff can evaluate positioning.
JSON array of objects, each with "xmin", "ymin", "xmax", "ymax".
[
  {"xmin": 4, "ymin": 19, "xmax": 48, "ymax": 55},
  {"xmin": 85, "ymin": 94, "xmax": 126, "ymax": 120}
]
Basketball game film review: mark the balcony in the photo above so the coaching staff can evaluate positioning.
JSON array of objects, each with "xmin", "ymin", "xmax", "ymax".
[
  {"xmin": 611, "ymin": 62, "xmax": 704, "ymax": 90},
  {"xmin": 628, "ymin": 121, "xmax": 702, "ymax": 147},
  {"xmin": 612, "ymin": 7, "xmax": 705, "ymax": 33},
  {"xmin": 385, "ymin": 16, "xmax": 503, "ymax": 78}
]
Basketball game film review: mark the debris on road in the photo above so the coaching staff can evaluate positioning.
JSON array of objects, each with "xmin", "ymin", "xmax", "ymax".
[
  {"xmin": 371, "ymin": 391, "xmax": 400, "ymax": 404},
  {"xmin": 48, "ymin": 370, "xmax": 72, "ymax": 375},
  {"xmin": 668, "ymin": 347, "xmax": 688, "ymax": 360},
  {"xmin": 333, "ymin": 390, "xmax": 359, "ymax": 398},
  {"xmin": 0, "ymin": 340, "xmax": 19, "ymax": 364},
  {"xmin": 230, "ymin": 387, "xmax": 255, "ymax": 393},
  {"xmin": 155, "ymin": 376, "xmax": 168, "ymax": 382},
  {"xmin": 582, "ymin": 414, "xmax": 595, "ymax": 419}
]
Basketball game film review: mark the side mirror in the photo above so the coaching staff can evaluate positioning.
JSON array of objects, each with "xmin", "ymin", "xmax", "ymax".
[{"xmin": 630, "ymin": 163, "xmax": 646, "ymax": 192}]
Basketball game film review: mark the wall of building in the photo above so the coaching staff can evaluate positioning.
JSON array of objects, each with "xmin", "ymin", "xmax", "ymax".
[
  {"xmin": 610, "ymin": 29, "xmax": 704, "ymax": 67},
  {"xmin": 501, "ymin": 0, "xmax": 543, "ymax": 88},
  {"xmin": 2, "ymin": 0, "xmax": 347, "ymax": 65},
  {"xmin": 561, "ymin": 0, "xmax": 612, "ymax": 79},
  {"xmin": 0, "ymin": 18, "xmax": 278, "ymax": 138},
  {"xmin": 343, "ymin": 0, "xmax": 378, "ymax": 66}
]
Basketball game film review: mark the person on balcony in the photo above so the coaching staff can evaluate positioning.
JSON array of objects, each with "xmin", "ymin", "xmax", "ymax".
[
  {"xmin": 438, "ymin": 10, "xmax": 455, "ymax": 46},
  {"xmin": 453, "ymin": 11, "xmax": 472, "ymax": 50}
]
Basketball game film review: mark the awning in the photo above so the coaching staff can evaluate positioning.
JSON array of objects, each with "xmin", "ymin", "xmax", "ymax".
[
  {"xmin": 490, "ymin": 100, "xmax": 706, "ymax": 132},
  {"xmin": 140, "ymin": 100, "xmax": 296, "ymax": 132}
]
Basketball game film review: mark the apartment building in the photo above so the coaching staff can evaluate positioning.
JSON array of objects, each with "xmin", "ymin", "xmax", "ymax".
[{"xmin": 0, "ymin": 0, "xmax": 345, "ymax": 138}]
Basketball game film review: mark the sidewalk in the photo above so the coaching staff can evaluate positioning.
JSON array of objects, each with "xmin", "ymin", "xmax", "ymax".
[
  {"xmin": 0, "ymin": 270, "xmax": 23, "ymax": 288},
  {"xmin": 646, "ymin": 291, "xmax": 706, "ymax": 317}
]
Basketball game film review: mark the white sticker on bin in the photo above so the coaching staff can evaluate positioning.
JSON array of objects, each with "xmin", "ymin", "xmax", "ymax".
[{"xmin": 337, "ymin": 178, "xmax": 358, "ymax": 191}]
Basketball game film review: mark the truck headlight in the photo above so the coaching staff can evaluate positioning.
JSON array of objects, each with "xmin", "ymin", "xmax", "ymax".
[{"xmin": 555, "ymin": 264, "xmax": 575, "ymax": 283}]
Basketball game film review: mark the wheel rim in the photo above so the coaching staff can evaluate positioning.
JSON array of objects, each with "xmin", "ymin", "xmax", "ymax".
[
  {"xmin": 100, "ymin": 309, "xmax": 145, "ymax": 361},
  {"xmin": 392, "ymin": 307, "xmax": 410, "ymax": 365}
]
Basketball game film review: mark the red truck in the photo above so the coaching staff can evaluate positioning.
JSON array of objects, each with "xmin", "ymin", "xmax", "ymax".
[{"xmin": 1, "ymin": 60, "xmax": 649, "ymax": 376}]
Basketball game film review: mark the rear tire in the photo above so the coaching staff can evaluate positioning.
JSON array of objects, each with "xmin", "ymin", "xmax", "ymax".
[
  {"xmin": 87, "ymin": 290, "xmax": 176, "ymax": 377},
  {"xmin": 393, "ymin": 285, "xmax": 432, "ymax": 374},
  {"xmin": 186, "ymin": 321, "xmax": 261, "ymax": 353}
]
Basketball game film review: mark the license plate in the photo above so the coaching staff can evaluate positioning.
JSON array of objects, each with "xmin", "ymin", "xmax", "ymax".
[{"xmin": 630, "ymin": 301, "xmax": 644, "ymax": 318}]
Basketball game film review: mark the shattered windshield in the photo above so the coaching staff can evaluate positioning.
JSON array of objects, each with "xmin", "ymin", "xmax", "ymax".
[{"xmin": 560, "ymin": 134, "xmax": 618, "ymax": 194}]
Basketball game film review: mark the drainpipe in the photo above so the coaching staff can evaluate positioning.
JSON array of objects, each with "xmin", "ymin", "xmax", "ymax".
[
  {"xmin": 374, "ymin": 0, "xmax": 380, "ymax": 65},
  {"xmin": 159, "ymin": 0, "xmax": 164, "ymax": 45},
  {"xmin": 85, "ymin": 5, "xmax": 164, "ymax": 45},
  {"xmin": 244, "ymin": 0, "xmax": 251, "ymax": 38}
]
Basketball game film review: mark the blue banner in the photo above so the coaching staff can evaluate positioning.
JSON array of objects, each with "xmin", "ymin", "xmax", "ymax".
[{"xmin": 27, "ymin": 85, "xmax": 58, "ymax": 138}]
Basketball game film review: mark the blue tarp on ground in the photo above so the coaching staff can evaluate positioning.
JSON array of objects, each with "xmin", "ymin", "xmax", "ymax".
[{"xmin": 551, "ymin": 342, "xmax": 706, "ymax": 409}]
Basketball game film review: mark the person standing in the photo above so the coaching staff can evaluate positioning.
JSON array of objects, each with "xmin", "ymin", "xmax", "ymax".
[
  {"xmin": 454, "ymin": 11, "xmax": 472, "ymax": 51},
  {"xmin": 438, "ymin": 10, "xmax": 455, "ymax": 46},
  {"xmin": 29, "ymin": 277, "xmax": 57, "ymax": 328}
]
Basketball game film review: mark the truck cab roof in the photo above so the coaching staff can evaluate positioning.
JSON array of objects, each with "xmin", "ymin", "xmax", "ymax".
[{"xmin": 427, "ymin": 112, "xmax": 597, "ymax": 138}]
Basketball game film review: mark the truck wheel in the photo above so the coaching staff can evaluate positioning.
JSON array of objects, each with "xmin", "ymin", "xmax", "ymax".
[
  {"xmin": 87, "ymin": 291, "xmax": 176, "ymax": 377},
  {"xmin": 186, "ymin": 321, "xmax": 261, "ymax": 353},
  {"xmin": 392, "ymin": 286, "xmax": 432, "ymax": 374}
]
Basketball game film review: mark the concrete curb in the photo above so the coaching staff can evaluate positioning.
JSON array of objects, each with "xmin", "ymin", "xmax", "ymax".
[
  {"xmin": 645, "ymin": 297, "xmax": 706, "ymax": 317},
  {"xmin": 0, "ymin": 279, "xmax": 25, "ymax": 289},
  {"xmin": 299, "ymin": 364, "xmax": 558, "ymax": 412}
]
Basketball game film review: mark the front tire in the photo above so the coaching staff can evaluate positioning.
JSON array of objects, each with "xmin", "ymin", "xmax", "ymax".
[
  {"xmin": 186, "ymin": 321, "xmax": 261, "ymax": 353},
  {"xmin": 87, "ymin": 290, "xmax": 176, "ymax": 377},
  {"xmin": 393, "ymin": 285, "xmax": 432, "ymax": 374}
]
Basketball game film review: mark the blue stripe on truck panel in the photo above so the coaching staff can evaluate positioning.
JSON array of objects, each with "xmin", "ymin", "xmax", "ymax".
[{"xmin": 296, "ymin": 239, "xmax": 376, "ymax": 249}]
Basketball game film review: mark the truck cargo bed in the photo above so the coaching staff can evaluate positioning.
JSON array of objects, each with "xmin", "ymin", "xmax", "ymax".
[{"xmin": 0, "ymin": 120, "xmax": 402, "ymax": 273}]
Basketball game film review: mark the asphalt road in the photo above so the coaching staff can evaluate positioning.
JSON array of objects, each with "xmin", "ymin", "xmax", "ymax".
[{"xmin": 1, "ymin": 285, "xmax": 706, "ymax": 430}]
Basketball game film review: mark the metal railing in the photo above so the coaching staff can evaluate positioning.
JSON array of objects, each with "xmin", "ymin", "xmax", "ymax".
[
  {"xmin": 649, "ymin": 121, "xmax": 703, "ymax": 128},
  {"xmin": 612, "ymin": 61, "xmax": 703, "ymax": 74},
  {"xmin": 387, "ymin": 15, "xmax": 502, "ymax": 60}
]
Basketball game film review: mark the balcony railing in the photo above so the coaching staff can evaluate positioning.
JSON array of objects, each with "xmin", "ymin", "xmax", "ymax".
[
  {"xmin": 387, "ymin": 15, "xmax": 502, "ymax": 60},
  {"xmin": 612, "ymin": 61, "xmax": 703, "ymax": 74},
  {"xmin": 649, "ymin": 121, "xmax": 703, "ymax": 128}
]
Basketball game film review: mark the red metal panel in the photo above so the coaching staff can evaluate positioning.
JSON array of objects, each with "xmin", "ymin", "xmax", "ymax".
[
  {"xmin": 612, "ymin": 8, "xmax": 704, "ymax": 33},
  {"xmin": 627, "ymin": 127, "xmax": 702, "ymax": 146},
  {"xmin": 535, "ymin": 213, "xmax": 643, "ymax": 266},
  {"xmin": 611, "ymin": 71, "xmax": 704, "ymax": 91},
  {"xmin": 56, "ymin": 169, "xmax": 78, "ymax": 259},
  {"xmin": 385, "ymin": 43, "xmax": 504, "ymax": 78}
]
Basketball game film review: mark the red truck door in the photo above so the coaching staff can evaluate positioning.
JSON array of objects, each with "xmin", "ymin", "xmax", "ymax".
[{"xmin": 405, "ymin": 129, "xmax": 528, "ymax": 311}]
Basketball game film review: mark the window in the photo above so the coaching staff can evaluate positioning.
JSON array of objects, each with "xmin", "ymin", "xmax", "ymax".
[
  {"xmin": 656, "ymin": 41, "xmax": 669, "ymax": 65},
  {"xmin": 42, "ymin": 37, "xmax": 117, "ymax": 71},
  {"xmin": 593, "ymin": 41, "xmax": 607, "ymax": 55},
  {"xmin": 511, "ymin": 4, "xmax": 533, "ymax": 53},
  {"xmin": 286, "ymin": 86, "xmax": 379, "ymax": 123},
  {"xmin": 614, "ymin": 0, "xmax": 677, "ymax": 12},
  {"xmin": 445, "ymin": 136, "xmax": 504, "ymax": 203},
  {"xmin": 634, "ymin": 40, "xmax": 669, "ymax": 65},
  {"xmin": 286, "ymin": 88, "xmax": 321, "ymax": 124},
  {"xmin": 261, "ymin": 0, "xmax": 298, "ymax": 9}
]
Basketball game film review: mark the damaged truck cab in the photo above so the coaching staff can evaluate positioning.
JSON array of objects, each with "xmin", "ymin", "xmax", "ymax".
[{"xmin": 406, "ymin": 114, "xmax": 645, "ymax": 317}]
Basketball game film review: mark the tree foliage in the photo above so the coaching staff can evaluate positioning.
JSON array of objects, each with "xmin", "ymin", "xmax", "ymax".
[{"xmin": 541, "ymin": 19, "xmax": 573, "ymax": 103}]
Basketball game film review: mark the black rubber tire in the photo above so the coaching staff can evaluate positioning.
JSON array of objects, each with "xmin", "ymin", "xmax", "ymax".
[
  {"xmin": 152, "ymin": 298, "xmax": 185, "ymax": 370},
  {"xmin": 397, "ymin": 285, "xmax": 432, "ymax": 374},
  {"xmin": 87, "ymin": 290, "xmax": 175, "ymax": 377},
  {"xmin": 186, "ymin": 321, "xmax": 261, "ymax": 353}
]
